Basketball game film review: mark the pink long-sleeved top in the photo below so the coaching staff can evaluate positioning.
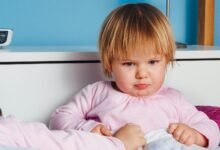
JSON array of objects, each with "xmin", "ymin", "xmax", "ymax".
[
  {"xmin": 50, "ymin": 81, "xmax": 220, "ymax": 149},
  {"xmin": 0, "ymin": 116, "xmax": 125, "ymax": 150}
]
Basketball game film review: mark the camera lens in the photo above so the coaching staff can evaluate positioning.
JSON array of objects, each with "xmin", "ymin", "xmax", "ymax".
[{"xmin": 0, "ymin": 31, "xmax": 8, "ymax": 44}]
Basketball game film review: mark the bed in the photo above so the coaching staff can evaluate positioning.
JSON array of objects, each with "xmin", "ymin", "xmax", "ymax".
[{"xmin": 0, "ymin": 46, "xmax": 219, "ymax": 148}]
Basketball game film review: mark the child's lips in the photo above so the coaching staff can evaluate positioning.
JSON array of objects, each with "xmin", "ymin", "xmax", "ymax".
[{"xmin": 134, "ymin": 84, "xmax": 149, "ymax": 90}]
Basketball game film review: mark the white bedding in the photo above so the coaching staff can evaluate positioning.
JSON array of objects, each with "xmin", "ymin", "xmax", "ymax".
[{"xmin": 143, "ymin": 129, "xmax": 220, "ymax": 150}]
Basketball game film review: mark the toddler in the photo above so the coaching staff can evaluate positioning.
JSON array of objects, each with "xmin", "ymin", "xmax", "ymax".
[{"xmin": 49, "ymin": 3, "xmax": 220, "ymax": 149}]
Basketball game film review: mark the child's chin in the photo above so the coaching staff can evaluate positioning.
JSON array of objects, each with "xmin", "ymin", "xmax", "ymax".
[{"xmin": 133, "ymin": 91, "xmax": 151, "ymax": 97}]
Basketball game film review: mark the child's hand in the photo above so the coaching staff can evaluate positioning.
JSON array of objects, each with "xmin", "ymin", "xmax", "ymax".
[
  {"xmin": 168, "ymin": 123, "xmax": 208, "ymax": 147},
  {"xmin": 91, "ymin": 124, "xmax": 112, "ymax": 136},
  {"xmin": 114, "ymin": 123, "xmax": 146, "ymax": 150}
]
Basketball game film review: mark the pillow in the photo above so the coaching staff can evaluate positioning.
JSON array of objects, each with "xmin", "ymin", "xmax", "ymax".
[{"xmin": 196, "ymin": 105, "xmax": 220, "ymax": 129}]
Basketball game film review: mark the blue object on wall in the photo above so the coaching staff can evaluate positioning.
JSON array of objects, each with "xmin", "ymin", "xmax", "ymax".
[
  {"xmin": 0, "ymin": 0, "xmax": 199, "ymax": 48},
  {"xmin": 214, "ymin": 0, "xmax": 220, "ymax": 46}
]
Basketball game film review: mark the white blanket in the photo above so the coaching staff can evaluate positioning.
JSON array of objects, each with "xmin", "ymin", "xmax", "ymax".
[{"xmin": 143, "ymin": 129, "xmax": 217, "ymax": 150}]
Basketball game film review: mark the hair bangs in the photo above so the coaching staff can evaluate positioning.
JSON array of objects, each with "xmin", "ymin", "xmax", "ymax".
[{"xmin": 113, "ymin": 22, "xmax": 168, "ymax": 60}]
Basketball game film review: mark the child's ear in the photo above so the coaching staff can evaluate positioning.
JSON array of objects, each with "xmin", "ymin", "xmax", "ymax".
[
  {"xmin": 106, "ymin": 65, "xmax": 113, "ymax": 77},
  {"xmin": 108, "ymin": 63, "xmax": 112, "ymax": 72}
]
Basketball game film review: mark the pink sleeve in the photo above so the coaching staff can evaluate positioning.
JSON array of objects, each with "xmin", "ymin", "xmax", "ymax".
[
  {"xmin": 0, "ymin": 116, "xmax": 125, "ymax": 150},
  {"xmin": 49, "ymin": 83, "xmax": 102, "ymax": 131},
  {"xmin": 177, "ymin": 93, "xmax": 220, "ymax": 149}
]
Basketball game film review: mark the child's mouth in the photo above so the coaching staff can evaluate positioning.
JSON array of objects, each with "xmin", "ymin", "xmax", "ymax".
[{"xmin": 134, "ymin": 84, "xmax": 149, "ymax": 90}]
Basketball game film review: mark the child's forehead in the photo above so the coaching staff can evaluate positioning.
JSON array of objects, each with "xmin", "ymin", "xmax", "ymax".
[
  {"xmin": 115, "ymin": 48, "xmax": 163, "ymax": 61},
  {"xmin": 126, "ymin": 51, "xmax": 162, "ymax": 59},
  {"xmin": 126, "ymin": 45, "xmax": 162, "ymax": 57}
]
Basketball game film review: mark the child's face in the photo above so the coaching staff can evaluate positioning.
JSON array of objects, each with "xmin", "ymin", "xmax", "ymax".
[{"xmin": 110, "ymin": 51, "xmax": 167, "ymax": 97}]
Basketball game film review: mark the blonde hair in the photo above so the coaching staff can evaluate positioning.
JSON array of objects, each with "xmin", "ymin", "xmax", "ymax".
[{"xmin": 98, "ymin": 3, "xmax": 175, "ymax": 77}]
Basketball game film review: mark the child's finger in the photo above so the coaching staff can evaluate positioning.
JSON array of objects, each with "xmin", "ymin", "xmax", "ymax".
[
  {"xmin": 167, "ymin": 123, "xmax": 178, "ymax": 134},
  {"xmin": 101, "ymin": 126, "xmax": 112, "ymax": 136}
]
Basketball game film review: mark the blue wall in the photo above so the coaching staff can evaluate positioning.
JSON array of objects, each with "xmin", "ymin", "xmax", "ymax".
[{"xmin": 0, "ymin": 0, "xmax": 200, "ymax": 47}]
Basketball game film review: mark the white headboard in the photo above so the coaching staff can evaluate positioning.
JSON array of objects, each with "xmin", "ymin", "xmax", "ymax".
[{"xmin": 0, "ymin": 46, "xmax": 220, "ymax": 123}]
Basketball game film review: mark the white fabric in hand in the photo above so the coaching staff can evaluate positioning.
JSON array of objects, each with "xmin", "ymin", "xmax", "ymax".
[{"xmin": 143, "ymin": 129, "xmax": 208, "ymax": 150}]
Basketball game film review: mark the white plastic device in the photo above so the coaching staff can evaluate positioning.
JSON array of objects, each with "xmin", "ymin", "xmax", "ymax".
[{"xmin": 0, "ymin": 28, "xmax": 13, "ymax": 47}]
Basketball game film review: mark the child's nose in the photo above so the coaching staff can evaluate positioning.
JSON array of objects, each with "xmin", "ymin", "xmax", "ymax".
[{"xmin": 135, "ymin": 68, "xmax": 148, "ymax": 79}]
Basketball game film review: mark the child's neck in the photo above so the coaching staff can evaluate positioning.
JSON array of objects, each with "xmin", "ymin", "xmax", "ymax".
[{"xmin": 111, "ymin": 81, "xmax": 123, "ymax": 93}]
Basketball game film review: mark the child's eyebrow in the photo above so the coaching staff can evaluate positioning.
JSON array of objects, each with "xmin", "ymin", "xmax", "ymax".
[
  {"xmin": 120, "ymin": 58, "xmax": 139, "ymax": 61},
  {"xmin": 150, "ymin": 56, "xmax": 162, "ymax": 59}
]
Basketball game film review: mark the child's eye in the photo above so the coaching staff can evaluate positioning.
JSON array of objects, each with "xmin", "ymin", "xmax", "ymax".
[
  {"xmin": 148, "ymin": 60, "xmax": 159, "ymax": 65},
  {"xmin": 122, "ymin": 62, "xmax": 135, "ymax": 66}
]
